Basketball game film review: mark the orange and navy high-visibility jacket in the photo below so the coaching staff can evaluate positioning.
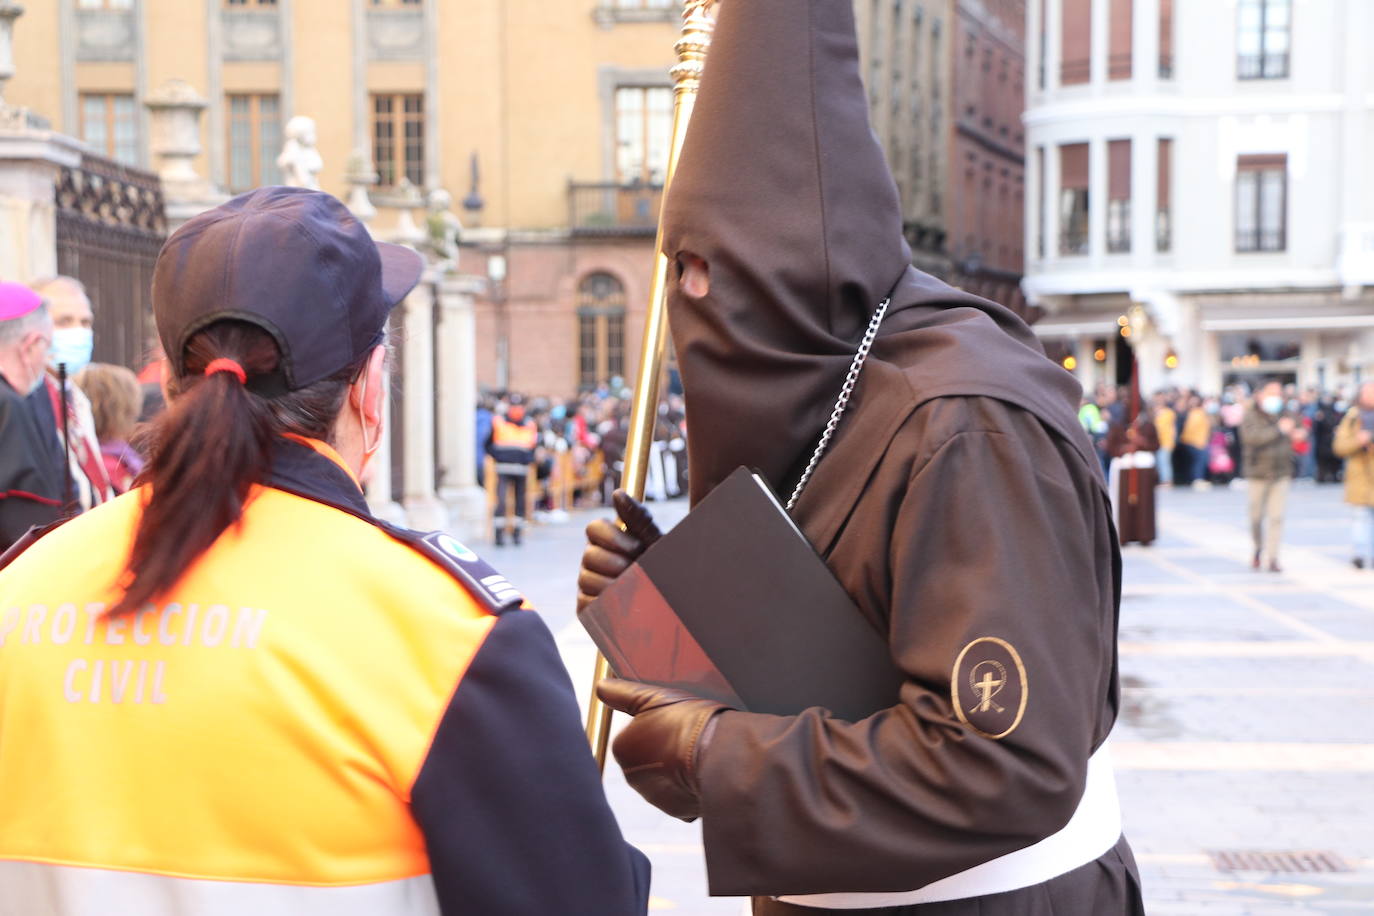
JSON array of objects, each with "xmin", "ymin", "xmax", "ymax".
[
  {"xmin": 0, "ymin": 436, "xmax": 649, "ymax": 916},
  {"xmin": 487, "ymin": 415, "xmax": 539, "ymax": 475}
]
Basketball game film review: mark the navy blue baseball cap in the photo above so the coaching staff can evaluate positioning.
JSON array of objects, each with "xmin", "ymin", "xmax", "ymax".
[{"xmin": 152, "ymin": 186, "xmax": 424, "ymax": 393}]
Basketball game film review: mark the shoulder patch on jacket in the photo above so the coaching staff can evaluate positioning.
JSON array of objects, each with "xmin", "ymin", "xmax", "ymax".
[
  {"xmin": 0, "ymin": 517, "xmax": 71, "ymax": 573},
  {"xmin": 380, "ymin": 523, "xmax": 525, "ymax": 615}
]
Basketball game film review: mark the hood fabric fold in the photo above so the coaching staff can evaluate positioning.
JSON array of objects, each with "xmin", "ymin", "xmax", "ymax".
[{"xmin": 663, "ymin": 0, "xmax": 1090, "ymax": 504}]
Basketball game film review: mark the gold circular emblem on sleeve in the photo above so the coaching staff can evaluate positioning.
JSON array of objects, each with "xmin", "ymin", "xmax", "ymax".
[{"xmin": 951, "ymin": 636, "xmax": 1029, "ymax": 740}]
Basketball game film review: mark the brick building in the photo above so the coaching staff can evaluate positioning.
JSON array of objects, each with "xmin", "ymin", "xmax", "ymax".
[{"xmin": 947, "ymin": 0, "xmax": 1029, "ymax": 313}]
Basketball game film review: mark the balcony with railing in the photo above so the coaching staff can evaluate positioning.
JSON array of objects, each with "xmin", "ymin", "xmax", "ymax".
[
  {"xmin": 1338, "ymin": 223, "xmax": 1374, "ymax": 292},
  {"xmin": 568, "ymin": 181, "xmax": 663, "ymax": 237},
  {"xmin": 1237, "ymin": 52, "xmax": 1289, "ymax": 80}
]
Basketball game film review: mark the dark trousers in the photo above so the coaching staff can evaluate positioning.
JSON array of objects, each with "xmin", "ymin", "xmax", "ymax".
[{"xmin": 495, "ymin": 473, "xmax": 528, "ymax": 527}]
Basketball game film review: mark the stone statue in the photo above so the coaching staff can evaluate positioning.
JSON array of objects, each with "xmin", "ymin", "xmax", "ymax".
[
  {"xmin": 276, "ymin": 115, "xmax": 323, "ymax": 190},
  {"xmin": 425, "ymin": 188, "xmax": 463, "ymax": 271}
]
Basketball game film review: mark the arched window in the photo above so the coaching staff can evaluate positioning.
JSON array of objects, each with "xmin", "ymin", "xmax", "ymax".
[{"xmin": 577, "ymin": 272, "xmax": 627, "ymax": 390}]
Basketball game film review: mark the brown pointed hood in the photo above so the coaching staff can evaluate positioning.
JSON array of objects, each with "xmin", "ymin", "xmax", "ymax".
[{"xmin": 663, "ymin": 0, "xmax": 1093, "ymax": 505}]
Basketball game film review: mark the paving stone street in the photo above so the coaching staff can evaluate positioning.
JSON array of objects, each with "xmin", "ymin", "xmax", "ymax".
[{"xmin": 492, "ymin": 480, "xmax": 1374, "ymax": 914}]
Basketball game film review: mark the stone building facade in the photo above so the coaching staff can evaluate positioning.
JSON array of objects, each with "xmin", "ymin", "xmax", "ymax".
[
  {"xmin": 1024, "ymin": 0, "xmax": 1374, "ymax": 396},
  {"xmin": 8, "ymin": 0, "xmax": 1035, "ymax": 398}
]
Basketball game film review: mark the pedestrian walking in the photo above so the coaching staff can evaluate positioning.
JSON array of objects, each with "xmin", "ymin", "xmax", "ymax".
[
  {"xmin": 579, "ymin": 3, "xmax": 1142, "ymax": 912},
  {"xmin": 0, "ymin": 283, "xmax": 65, "ymax": 552},
  {"xmin": 1241, "ymin": 380, "xmax": 1296, "ymax": 572},
  {"xmin": 0, "ymin": 188, "xmax": 649, "ymax": 916},
  {"xmin": 1332, "ymin": 381, "xmax": 1374, "ymax": 569}
]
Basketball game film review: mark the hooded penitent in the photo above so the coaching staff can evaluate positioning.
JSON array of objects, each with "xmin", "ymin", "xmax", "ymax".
[
  {"xmin": 663, "ymin": 0, "xmax": 1091, "ymax": 507},
  {"xmin": 654, "ymin": 2, "xmax": 1142, "ymax": 911}
]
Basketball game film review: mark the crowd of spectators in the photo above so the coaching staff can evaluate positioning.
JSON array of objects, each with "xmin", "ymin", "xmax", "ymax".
[
  {"xmin": 477, "ymin": 378, "xmax": 689, "ymax": 517},
  {"xmin": 1079, "ymin": 378, "xmax": 1374, "ymax": 571},
  {"xmin": 1079, "ymin": 381, "xmax": 1360, "ymax": 488}
]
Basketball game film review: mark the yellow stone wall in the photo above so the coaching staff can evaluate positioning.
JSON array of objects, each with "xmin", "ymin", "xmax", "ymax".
[{"xmin": 6, "ymin": 1, "xmax": 679, "ymax": 230}]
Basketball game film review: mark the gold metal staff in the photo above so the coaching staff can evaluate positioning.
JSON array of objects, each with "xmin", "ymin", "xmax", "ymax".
[{"xmin": 585, "ymin": 0, "xmax": 718, "ymax": 770}]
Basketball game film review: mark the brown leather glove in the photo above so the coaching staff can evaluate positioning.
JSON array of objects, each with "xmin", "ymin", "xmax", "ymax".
[
  {"xmin": 576, "ymin": 490, "xmax": 663, "ymax": 612},
  {"xmin": 596, "ymin": 678, "xmax": 725, "ymax": 822}
]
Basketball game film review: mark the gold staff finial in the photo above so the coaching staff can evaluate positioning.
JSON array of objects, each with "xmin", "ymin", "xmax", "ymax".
[
  {"xmin": 674, "ymin": 2, "xmax": 718, "ymax": 93},
  {"xmin": 584, "ymin": 0, "xmax": 720, "ymax": 771}
]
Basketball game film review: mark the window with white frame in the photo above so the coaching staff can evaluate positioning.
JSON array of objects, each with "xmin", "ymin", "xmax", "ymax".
[
  {"xmin": 80, "ymin": 93, "xmax": 138, "ymax": 165},
  {"xmin": 1237, "ymin": 0, "xmax": 1290, "ymax": 80},
  {"xmin": 614, "ymin": 86, "xmax": 672, "ymax": 185},
  {"xmin": 1235, "ymin": 154, "xmax": 1286, "ymax": 252}
]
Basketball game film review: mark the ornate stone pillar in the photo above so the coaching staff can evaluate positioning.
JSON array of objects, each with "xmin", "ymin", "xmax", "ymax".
[
  {"xmin": 0, "ymin": 131, "xmax": 80, "ymax": 282},
  {"xmin": 401, "ymin": 272, "xmax": 447, "ymax": 532},
  {"xmin": 0, "ymin": 2, "xmax": 80, "ymax": 284},
  {"xmin": 437, "ymin": 274, "xmax": 489, "ymax": 543},
  {"xmin": 145, "ymin": 80, "xmax": 226, "ymax": 231},
  {"xmin": 0, "ymin": 2, "xmax": 22, "ymax": 106},
  {"xmin": 344, "ymin": 147, "xmax": 378, "ymax": 231},
  {"xmin": 364, "ymin": 379, "xmax": 406, "ymax": 525}
]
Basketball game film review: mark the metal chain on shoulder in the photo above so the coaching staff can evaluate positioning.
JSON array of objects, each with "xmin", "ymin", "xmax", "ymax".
[{"xmin": 786, "ymin": 298, "xmax": 891, "ymax": 513}]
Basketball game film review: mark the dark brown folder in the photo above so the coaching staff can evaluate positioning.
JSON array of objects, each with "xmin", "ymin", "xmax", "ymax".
[{"xmin": 578, "ymin": 467, "xmax": 904, "ymax": 721}]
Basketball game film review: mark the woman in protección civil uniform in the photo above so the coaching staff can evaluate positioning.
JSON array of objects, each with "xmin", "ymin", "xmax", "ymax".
[{"xmin": 0, "ymin": 186, "xmax": 649, "ymax": 916}]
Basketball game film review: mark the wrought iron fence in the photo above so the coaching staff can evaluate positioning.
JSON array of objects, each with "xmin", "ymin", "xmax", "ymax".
[
  {"xmin": 54, "ymin": 152, "xmax": 167, "ymax": 372},
  {"xmin": 1237, "ymin": 52, "xmax": 1288, "ymax": 80}
]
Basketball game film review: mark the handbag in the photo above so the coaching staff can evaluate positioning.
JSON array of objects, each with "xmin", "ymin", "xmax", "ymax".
[{"xmin": 1208, "ymin": 431, "xmax": 1235, "ymax": 475}]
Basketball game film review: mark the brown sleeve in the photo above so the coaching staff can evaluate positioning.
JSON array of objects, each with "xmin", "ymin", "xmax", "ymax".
[{"xmin": 697, "ymin": 417, "xmax": 1117, "ymax": 896}]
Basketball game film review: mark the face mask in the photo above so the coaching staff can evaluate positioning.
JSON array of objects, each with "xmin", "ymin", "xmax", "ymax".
[
  {"xmin": 49, "ymin": 327, "xmax": 93, "ymax": 374},
  {"xmin": 1261, "ymin": 395, "xmax": 1284, "ymax": 416}
]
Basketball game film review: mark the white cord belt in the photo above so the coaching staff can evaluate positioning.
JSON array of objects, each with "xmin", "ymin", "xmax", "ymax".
[{"xmin": 776, "ymin": 743, "xmax": 1123, "ymax": 909}]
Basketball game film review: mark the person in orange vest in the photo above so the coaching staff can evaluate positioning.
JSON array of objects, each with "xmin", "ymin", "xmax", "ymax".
[
  {"xmin": 487, "ymin": 395, "xmax": 539, "ymax": 546},
  {"xmin": 0, "ymin": 187, "xmax": 649, "ymax": 916}
]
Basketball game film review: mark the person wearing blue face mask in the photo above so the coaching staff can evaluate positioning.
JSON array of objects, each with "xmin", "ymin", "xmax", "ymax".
[
  {"xmin": 1241, "ymin": 380, "xmax": 1296, "ymax": 573},
  {"xmin": 0, "ymin": 282, "xmax": 66, "ymax": 551},
  {"xmin": 26, "ymin": 276, "xmax": 114, "ymax": 515}
]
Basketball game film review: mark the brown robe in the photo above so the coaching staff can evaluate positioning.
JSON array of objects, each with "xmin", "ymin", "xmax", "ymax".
[
  {"xmin": 657, "ymin": 0, "xmax": 1143, "ymax": 913},
  {"xmin": 1106, "ymin": 419, "xmax": 1160, "ymax": 546}
]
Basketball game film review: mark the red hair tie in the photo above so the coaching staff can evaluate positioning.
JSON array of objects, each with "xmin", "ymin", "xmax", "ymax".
[{"xmin": 204, "ymin": 358, "xmax": 247, "ymax": 385}]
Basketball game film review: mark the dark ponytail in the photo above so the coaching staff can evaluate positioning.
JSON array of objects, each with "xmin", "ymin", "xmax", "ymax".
[{"xmin": 110, "ymin": 320, "xmax": 362, "ymax": 616}]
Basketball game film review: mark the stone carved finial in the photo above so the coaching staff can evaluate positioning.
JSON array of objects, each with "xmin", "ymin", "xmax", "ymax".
[
  {"xmin": 345, "ymin": 146, "xmax": 378, "ymax": 226},
  {"xmin": 389, "ymin": 176, "xmax": 426, "ymax": 248},
  {"xmin": 276, "ymin": 115, "xmax": 323, "ymax": 190},
  {"xmin": 145, "ymin": 79, "xmax": 212, "ymax": 196},
  {"xmin": 0, "ymin": 1, "xmax": 25, "ymax": 106},
  {"xmin": 673, "ymin": 0, "xmax": 719, "ymax": 96}
]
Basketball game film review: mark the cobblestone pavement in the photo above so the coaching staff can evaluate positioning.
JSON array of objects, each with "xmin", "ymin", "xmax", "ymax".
[{"xmin": 488, "ymin": 479, "xmax": 1373, "ymax": 914}]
